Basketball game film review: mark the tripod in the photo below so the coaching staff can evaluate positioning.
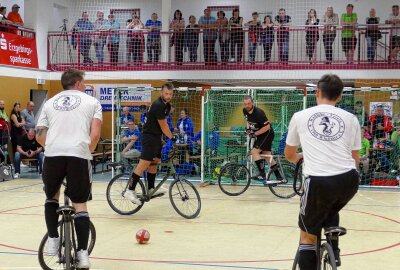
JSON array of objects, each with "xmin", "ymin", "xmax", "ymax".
[{"xmin": 51, "ymin": 19, "xmax": 73, "ymax": 64}]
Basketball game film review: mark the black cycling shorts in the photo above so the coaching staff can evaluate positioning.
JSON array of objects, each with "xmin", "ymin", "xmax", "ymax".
[
  {"xmin": 140, "ymin": 133, "xmax": 163, "ymax": 161},
  {"xmin": 253, "ymin": 130, "xmax": 275, "ymax": 152},
  {"xmin": 298, "ymin": 169, "xmax": 359, "ymax": 236},
  {"xmin": 42, "ymin": 156, "xmax": 92, "ymax": 203}
]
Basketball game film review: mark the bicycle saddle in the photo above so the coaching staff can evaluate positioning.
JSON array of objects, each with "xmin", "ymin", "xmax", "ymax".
[
  {"xmin": 324, "ymin": 226, "xmax": 347, "ymax": 236},
  {"xmin": 107, "ymin": 162, "xmax": 124, "ymax": 169}
]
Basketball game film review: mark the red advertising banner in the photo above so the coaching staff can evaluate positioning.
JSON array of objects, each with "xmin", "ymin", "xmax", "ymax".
[{"xmin": 0, "ymin": 31, "xmax": 38, "ymax": 68}]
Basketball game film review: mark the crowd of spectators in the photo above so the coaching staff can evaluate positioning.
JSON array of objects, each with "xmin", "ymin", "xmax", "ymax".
[
  {"xmin": 0, "ymin": 100, "xmax": 43, "ymax": 178},
  {"xmin": 59, "ymin": 4, "xmax": 400, "ymax": 66}
]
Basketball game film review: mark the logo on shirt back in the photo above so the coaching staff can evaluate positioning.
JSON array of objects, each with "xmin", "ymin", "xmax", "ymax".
[
  {"xmin": 308, "ymin": 112, "xmax": 345, "ymax": 141},
  {"xmin": 53, "ymin": 95, "xmax": 81, "ymax": 111}
]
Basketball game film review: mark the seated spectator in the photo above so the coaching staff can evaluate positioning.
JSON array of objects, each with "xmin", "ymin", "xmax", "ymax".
[
  {"xmin": 391, "ymin": 124, "xmax": 400, "ymax": 146},
  {"xmin": 385, "ymin": 5, "xmax": 400, "ymax": 64},
  {"xmin": 105, "ymin": 14, "xmax": 121, "ymax": 65},
  {"xmin": 126, "ymin": 14, "xmax": 144, "ymax": 65},
  {"xmin": 14, "ymin": 129, "xmax": 43, "ymax": 178},
  {"xmin": 369, "ymin": 105, "xmax": 393, "ymax": 139},
  {"xmin": 360, "ymin": 127, "xmax": 371, "ymax": 174},
  {"xmin": 21, "ymin": 101, "xmax": 35, "ymax": 130},
  {"xmin": 0, "ymin": 100, "xmax": 10, "ymax": 163},
  {"xmin": 73, "ymin": 12, "xmax": 94, "ymax": 64},
  {"xmin": 184, "ymin": 15, "xmax": 200, "ymax": 63},
  {"xmin": 7, "ymin": 4, "xmax": 23, "ymax": 26},
  {"xmin": 190, "ymin": 129, "xmax": 219, "ymax": 156},
  {"xmin": 121, "ymin": 120, "xmax": 142, "ymax": 159},
  {"xmin": 175, "ymin": 108, "xmax": 194, "ymax": 142},
  {"xmin": 139, "ymin": 105, "xmax": 147, "ymax": 124},
  {"xmin": 120, "ymin": 106, "xmax": 134, "ymax": 126}
]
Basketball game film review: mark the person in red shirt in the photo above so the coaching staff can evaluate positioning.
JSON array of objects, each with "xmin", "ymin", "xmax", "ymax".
[
  {"xmin": 369, "ymin": 105, "xmax": 393, "ymax": 139},
  {"xmin": 7, "ymin": 4, "xmax": 23, "ymax": 26}
]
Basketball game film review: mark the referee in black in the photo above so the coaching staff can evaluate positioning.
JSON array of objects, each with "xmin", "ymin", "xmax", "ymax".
[
  {"xmin": 124, "ymin": 83, "xmax": 177, "ymax": 204},
  {"xmin": 243, "ymin": 95, "xmax": 282, "ymax": 183}
]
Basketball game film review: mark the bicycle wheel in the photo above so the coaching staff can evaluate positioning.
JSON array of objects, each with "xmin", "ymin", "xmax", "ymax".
[
  {"xmin": 268, "ymin": 161, "xmax": 297, "ymax": 199},
  {"xmin": 106, "ymin": 173, "xmax": 145, "ymax": 215},
  {"xmin": 320, "ymin": 243, "xmax": 337, "ymax": 270},
  {"xmin": 38, "ymin": 220, "xmax": 96, "ymax": 270},
  {"xmin": 292, "ymin": 248, "xmax": 300, "ymax": 270},
  {"xmin": 64, "ymin": 221, "xmax": 72, "ymax": 269},
  {"xmin": 293, "ymin": 159, "xmax": 304, "ymax": 196},
  {"xmin": 169, "ymin": 178, "xmax": 201, "ymax": 219},
  {"xmin": 218, "ymin": 163, "xmax": 251, "ymax": 196}
]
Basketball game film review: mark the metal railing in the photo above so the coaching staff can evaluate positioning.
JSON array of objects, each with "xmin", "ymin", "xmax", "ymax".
[{"xmin": 0, "ymin": 23, "xmax": 35, "ymax": 39}]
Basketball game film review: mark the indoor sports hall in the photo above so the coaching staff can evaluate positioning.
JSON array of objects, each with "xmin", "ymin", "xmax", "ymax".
[{"xmin": 0, "ymin": 0, "xmax": 399, "ymax": 269}]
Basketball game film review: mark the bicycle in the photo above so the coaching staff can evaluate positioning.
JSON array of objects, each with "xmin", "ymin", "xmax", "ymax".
[
  {"xmin": 293, "ymin": 158, "xmax": 304, "ymax": 196},
  {"xmin": 292, "ymin": 226, "xmax": 347, "ymax": 270},
  {"xmin": 38, "ymin": 181, "xmax": 96, "ymax": 270},
  {"xmin": 106, "ymin": 146, "xmax": 201, "ymax": 219},
  {"xmin": 217, "ymin": 136, "xmax": 298, "ymax": 198}
]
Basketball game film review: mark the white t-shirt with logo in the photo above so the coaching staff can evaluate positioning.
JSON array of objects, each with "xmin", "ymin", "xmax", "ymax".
[
  {"xmin": 286, "ymin": 104, "xmax": 361, "ymax": 176},
  {"xmin": 37, "ymin": 90, "xmax": 103, "ymax": 160}
]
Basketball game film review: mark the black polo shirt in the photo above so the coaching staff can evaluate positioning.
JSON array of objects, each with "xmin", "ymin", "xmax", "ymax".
[
  {"xmin": 17, "ymin": 134, "xmax": 39, "ymax": 152},
  {"xmin": 243, "ymin": 106, "xmax": 271, "ymax": 132},
  {"xmin": 142, "ymin": 97, "xmax": 171, "ymax": 135}
]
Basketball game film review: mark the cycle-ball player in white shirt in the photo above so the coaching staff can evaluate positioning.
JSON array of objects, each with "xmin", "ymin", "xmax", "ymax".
[{"xmin": 285, "ymin": 74, "xmax": 360, "ymax": 270}]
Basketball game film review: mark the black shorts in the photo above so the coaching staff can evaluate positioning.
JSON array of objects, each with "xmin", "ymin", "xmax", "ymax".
[
  {"xmin": 341, "ymin": 37, "xmax": 357, "ymax": 52},
  {"xmin": 140, "ymin": 133, "xmax": 162, "ymax": 161},
  {"xmin": 42, "ymin": 156, "xmax": 92, "ymax": 203},
  {"xmin": 391, "ymin": 36, "xmax": 400, "ymax": 49},
  {"xmin": 254, "ymin": 130, "xmax": 275, "ymax": 152},
  {"xmin": 298, "ymin": 169, "xmax": 359, "ymax": 236}
]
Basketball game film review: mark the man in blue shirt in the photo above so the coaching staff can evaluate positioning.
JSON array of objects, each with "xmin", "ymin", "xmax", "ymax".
[
  {"xmin": 145, "ymin": 13, "xmax": 162, "ymax": 63},
  {"xmin": 198, "ymin": 8, "xmax": 217, "ymax": 65},
  {"xmin": 104, "ymin": 14, "xmax": 120, "ymax": 65},
  {"xmin": 73, "ymin": 12, "xmax": 94, "ymax": 64},
  {"xmin": 120, "ymin": 107, "xmax": 134, "ymax": 127},
  {"xmin": 190, "ymin": 130, "xmax": 219, "ymax": 156},
  {"xmin": 121, "ymin": 120, "xmax": 142, "ymax": 159}
]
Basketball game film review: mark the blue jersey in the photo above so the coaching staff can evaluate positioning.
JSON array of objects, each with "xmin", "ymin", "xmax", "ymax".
[{"xmin": 124, "ymin": 129, "xmax": 142, "ymax": 151}]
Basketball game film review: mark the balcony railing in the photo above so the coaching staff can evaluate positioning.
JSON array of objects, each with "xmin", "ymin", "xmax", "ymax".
[
  {"xmin": 47, "ymin": 25, "xmax": 400, "ymax": 71},
  {"xmin": 0, "ymin": 23, "xmax": 36, "ymax": 39}
]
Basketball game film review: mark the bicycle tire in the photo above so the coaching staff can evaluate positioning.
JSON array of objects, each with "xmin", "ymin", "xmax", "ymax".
[
  {"xmin": 106, "ymin": 173, "xmax": 145, "ymax": 215},
  {"xmin": 320, "ymin": 242, "xmax": 337, "ymax": 270},
  {"xmin": 293, "ymin": 159, "xmax": 304, "ymax": 196},
  {"xmin": 64, "ymin": 221, "xmax": 72, "ymax": 269},
  {"xmin": 218, "ymin": 163, "xmax": 251, "ymax": 196},
  {"xmin": 268, "ymin": 161, "xmax": 297, "ymax": 199},
  {"xmin": 292, "ymin": 248, "xmax": 300, "ymax": 270},
  {"xmin": 169, "ymin": 178, "xmax": 201, "ymax": 219},
  {"xmin": 38, "ymin": 220, "xmax": 96, "ymax": 270}
]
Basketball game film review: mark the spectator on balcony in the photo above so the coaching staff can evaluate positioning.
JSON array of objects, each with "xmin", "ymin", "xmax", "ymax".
[
  {"xmin": 7, "ymin": 4, "xmax": 23, "ymax": 26},
  {"xmin": 322, "ymin": 6, "xmax": 339, "ymax": 64},
  {"xmin": 245, "ymin": 12, "xmax": 262, "ymax": 64},
  {"xmin": 365, "ymin": 8, "xmax": 381, "ymax": 63},
  {"xmin": 275, "ymin": 8, "xmax": 292, "ymax": 64},
  {"xmin": 0, "ymin": 6, "xmax": 12, "ymax": 25},
  {"xmin": 369, "ymin": 105, "xmax": 393, "ymax": 139},
  {"xmin": 105, "ymin": 14, "xmax": 120, "ymax": 65},
  {"xmin": 199, "ymin": 8, "xmax": 217, "ymax": 65},
  {"xmin": 305, "ymin": 9, "xmax": 320, "ymax": 64},
  {"xmin": 73, "ymin": 12, "xmax": 94, "ymax": 65},
  {"xmin": 184, "ymin": 15, "xmax": 200, "ymax": 63},
  {"xmin": 170, "ymin": 10, "xmax": 185, "ymax": 65},
  {"xmin": 94, "ymin": 11, "xmax": 107, "ymax": 64},
  {"xmin": 127, "ymin": 14, "xmax": 144, "ymax": 65},
  {"xmin": 341, "ymin": 4, "xmax": 358, "ymax": 64},
  {"xmin": 145, "ymin": 13, "xmax": 162, "ymax": 63},
  {"xmin": 261, "ymin": 15, "xmax": 274, "ymax": 63},
  {"xmin": 229, "ymin": 8, "xmax": 243, "ymax": 63},
  {"xmin": 385, "ymin": 5, "xmax": 400, "ymax": 64},
  {"xmin": 216, "ymin": 11, "xmax": 229, "ymax": 64}
]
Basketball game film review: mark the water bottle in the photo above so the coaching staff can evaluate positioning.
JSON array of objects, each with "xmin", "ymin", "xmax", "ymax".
[{"xmin": 184, "ymin": 134, "xmax": 188, "ymax": 143}]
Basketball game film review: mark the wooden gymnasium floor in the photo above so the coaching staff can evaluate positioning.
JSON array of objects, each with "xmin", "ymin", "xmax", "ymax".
[{"xmin": 0, "ymin": 173, "xmax": 399, "ymax": 270}]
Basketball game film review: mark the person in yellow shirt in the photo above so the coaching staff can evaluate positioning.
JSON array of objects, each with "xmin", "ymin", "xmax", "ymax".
[{"xmin": 360, "ymin": 127, "xmax": 370, "ymax": 174}]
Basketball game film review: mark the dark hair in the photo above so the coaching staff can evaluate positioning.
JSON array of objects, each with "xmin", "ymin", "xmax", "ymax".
[
  {"xmin": 393, "ymin": 5, "xmax": 399, "ymax": 9},
  {"xmin": 217, "ymin": 11, "xmax": 225, "ymax": 18},
  {"xmin": 61, "ymin": 69, "xmax": 85, "ymax": 90},
  {"xmin": 11, "ymin": 102, "xmax": 21, "ymax": 116},
  {"xmin": 264, "ymin": 15, "xmax": 272, "ymax": 23},
  {"xmin": 279, "ymin": 8, "xmax": 286, "ymax": 12},
  {"xmin": 244, "ymin": 95, "xmax": 254, "ymax": 102},
  {"xmin": 232, "ymin": 8, "xmax": 240, "ymax": 16},
  {"xmin": 173, "ymin": 9, "xmax": 182, "ymax": 20},
  {"xmin": 347, "ymin": 4, "xmax": 354, "ymax": 9},
  {"xmin": 0, "ymin": 7, "xmax": 6, "ymax": 13},
  {"xmin": 161, "ymin": 83, "xmax": 174, "ymax": 91},
  {"xmin": 252, "ymin": 12, "xmax": 259, "ymax": 16},
  {"xmin": 317, "ymin": 74, "xmax": 344, "ymax": 101},
  {"xmin": 182, "ymin": 108, "xmax": 189, "ymax": 115},
  {"xmin": 355, "ymin": 101, "xmax": 363, "ymax": 105},
  {"xmin": 308, "ymin": 9, "xmax": 317, "ymax": 18}
]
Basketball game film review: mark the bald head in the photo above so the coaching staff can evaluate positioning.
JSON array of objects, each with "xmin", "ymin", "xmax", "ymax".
[
  {"xmin": 0, "ymin": 100, "xmax": 4, "ymax": 110},
  {"xmin": 27, "ymin": 101, "xmax": 34, "ymax": 111}
]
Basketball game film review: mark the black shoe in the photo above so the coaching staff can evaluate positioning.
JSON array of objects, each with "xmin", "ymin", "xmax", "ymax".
[{"xmin": 334, "ymin": 249, "xmax": 341, "ymax": 267}]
